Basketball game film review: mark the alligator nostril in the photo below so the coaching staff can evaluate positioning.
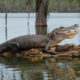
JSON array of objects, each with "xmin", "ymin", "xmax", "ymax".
[{"xmin": 60, "ymin": 27, "xmax": 64, "ymax": 29}]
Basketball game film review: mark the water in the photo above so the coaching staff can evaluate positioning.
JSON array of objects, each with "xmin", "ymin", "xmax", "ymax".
[
  {"xmin": 0, "ymin": 56, "xmax": 80, "ymax": 80},
  {"xmin": 0, "ymin": 13, "xmax": 80, "ymax": 45},
  {"xmin": 0, "ymin": 13, "xmax": 80, "ymax": 80}
]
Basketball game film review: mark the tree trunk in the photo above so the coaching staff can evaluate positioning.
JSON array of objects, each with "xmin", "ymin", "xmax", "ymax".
[
  {"xmin": 36, "ymin": 0, "xmax": 49, "ymax": 34},
  {"xmin": 5, "ymin": 13, "xmax": 8, "ymax": 41}
]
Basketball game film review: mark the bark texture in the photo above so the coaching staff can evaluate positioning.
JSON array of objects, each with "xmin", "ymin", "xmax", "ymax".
[{"xmin": 36, "ymin": 0, "xmax": 49, "ymax": 34}]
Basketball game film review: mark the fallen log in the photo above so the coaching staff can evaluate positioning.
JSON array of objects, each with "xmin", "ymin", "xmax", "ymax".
[{"xmin": 1, "ymin": 44, "xmax": 80, "ymax": 58}]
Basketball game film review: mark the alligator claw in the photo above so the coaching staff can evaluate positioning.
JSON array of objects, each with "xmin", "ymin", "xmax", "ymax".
[
  {"xmin": 47, "ymin": 51, "xmax": 57, "ymax": 55},
  {"xmin": 42, "ymin": 49, "xmax": 57, "ymax": 55}
]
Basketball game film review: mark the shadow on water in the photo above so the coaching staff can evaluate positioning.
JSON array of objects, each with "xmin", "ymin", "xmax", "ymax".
[{"xmin": 0, "ymin": 56, "xmax": 80, "ymax": 80}]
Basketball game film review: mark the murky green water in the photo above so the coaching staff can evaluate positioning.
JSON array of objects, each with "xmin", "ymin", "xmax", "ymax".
[{"xmin": 0, "ymin": 56, "xmax": 80, "ymax": 80}]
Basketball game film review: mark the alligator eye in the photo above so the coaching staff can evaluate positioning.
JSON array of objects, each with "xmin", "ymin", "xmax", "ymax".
[
  {"xmin": 74, "ymin": 24, "xmax": 78, "ymax": 27},
  {"xmin": 60, "ymin": 27, "xmax": 64, "ymax": 29}
]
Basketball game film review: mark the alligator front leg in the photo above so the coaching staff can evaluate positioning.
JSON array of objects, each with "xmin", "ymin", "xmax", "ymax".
[
  {"xmin": 43, "ymin": 49, "xmax": 56, "ymax": 55},
  {"xmin": 43, "ymin": 40, "xmax": 56, "ymax": 55}
]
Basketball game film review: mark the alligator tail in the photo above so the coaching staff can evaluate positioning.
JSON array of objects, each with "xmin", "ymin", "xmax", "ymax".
[{"xmin": 0, "ymin": 43, "xmax": 8, "ymax": 54}]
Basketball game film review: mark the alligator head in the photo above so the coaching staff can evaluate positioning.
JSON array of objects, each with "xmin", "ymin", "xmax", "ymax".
[{"xmin": 48, "ymin": 24, "xmax": 79, "ymax": 46}]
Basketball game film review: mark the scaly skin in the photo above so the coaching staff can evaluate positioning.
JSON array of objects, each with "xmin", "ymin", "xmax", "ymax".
[{"xmin": 0, "ymin": 24, "xmax": 79, "ymax": 55}]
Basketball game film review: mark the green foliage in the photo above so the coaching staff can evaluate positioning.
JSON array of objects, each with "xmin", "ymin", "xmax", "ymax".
[
  {"xmin": 49, "ymin": 0, "xmax": 80, "ymax": 12},
  {"xmin": 0, "ymin": 0, "xmax": 80, "ymax": 12}
]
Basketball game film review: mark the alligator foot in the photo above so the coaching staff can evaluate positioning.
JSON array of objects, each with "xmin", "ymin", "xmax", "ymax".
[{"xmin": 42, "ymin": 50, "xmax": 57, "ymax": 55}]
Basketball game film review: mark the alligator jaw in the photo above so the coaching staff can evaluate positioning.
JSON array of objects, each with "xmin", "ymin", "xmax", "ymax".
[
  {"xmin": 50, "ymin": 25, "xmax": 79, "ymax": 47},
  {"xmin": 67, "ymin": 30, "xmax": 79, "ymax": 39}
]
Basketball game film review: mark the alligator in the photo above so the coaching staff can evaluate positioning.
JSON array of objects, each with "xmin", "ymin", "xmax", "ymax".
[{"xmin": 0, "ymin": 24, "xmax": 79, "ymax": 55}]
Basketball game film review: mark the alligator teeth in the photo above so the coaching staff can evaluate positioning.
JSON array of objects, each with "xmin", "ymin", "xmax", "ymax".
[
  {"xmin": 65, "ymin": 31, "xmax": 69, "ymax": 33},
  {"xmin": 64, "ymin": 28, "xmax": 78, "ymax": 34},
  {"xmin": 70, "ymin": 30, "xmax": 75, "ymax": 32},
  {"xmin": 65, "ymin": 31, "xmax": 71, "ymax": 34}
]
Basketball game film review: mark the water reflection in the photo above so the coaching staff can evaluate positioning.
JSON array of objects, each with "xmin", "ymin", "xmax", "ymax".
[{"xmin": 0, "ymin": 56, "xmax": 80, "ymax": 80}]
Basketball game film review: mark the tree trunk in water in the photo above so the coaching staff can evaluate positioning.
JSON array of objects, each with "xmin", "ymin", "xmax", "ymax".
[
  {"xmin": 5, "ymin": 13, "xmax": 8, "ymax": 40},
  {"xmin": 36, "ymin": 0, "xmax": 49, "ymax": 35}
]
